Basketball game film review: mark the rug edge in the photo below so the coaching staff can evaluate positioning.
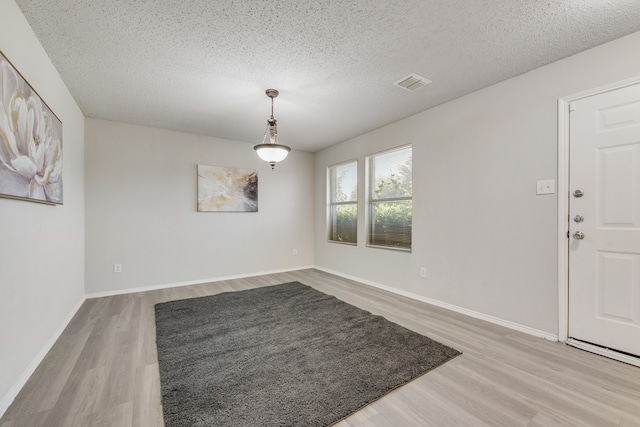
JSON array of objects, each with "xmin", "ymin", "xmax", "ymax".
[{"xmin": 152, "ymin": 280, "xmax": 307, "ymax": 310}]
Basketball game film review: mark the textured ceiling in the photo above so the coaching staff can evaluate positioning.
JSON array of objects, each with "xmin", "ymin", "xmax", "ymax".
[{"xmin": 14, "ymin": 0, "xmax": 640, "ymax": 152}]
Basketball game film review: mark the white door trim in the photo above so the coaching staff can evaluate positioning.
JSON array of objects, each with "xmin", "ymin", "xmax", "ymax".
[{"xmin": 557, "ymin": 76, "xmax": 640, "ymax": 343}]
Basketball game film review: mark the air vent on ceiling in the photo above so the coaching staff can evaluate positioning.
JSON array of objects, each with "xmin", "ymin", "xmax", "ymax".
[{"xmin": 394, "ymin": 73, "xmax": 432, "ymax": 92}]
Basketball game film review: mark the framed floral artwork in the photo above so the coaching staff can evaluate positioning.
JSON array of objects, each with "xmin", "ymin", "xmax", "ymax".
[
  {"xmin": 197, "ymin": 165, "xmax": 258, "ymax": 212},
  {"xmin": 0, "ymin": 50, "xmax": 63, "ymax": 205}
]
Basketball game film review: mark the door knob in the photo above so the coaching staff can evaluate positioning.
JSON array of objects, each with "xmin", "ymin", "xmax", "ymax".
[
  {"xmin": 573, "ymin": 231, "xmax": 585, "ymax": 240},
  {"xmin": 573, "ymin": 189, "xmax": 584, "ymax": 198},
  {"xmin": 574, "ymin": 215, "xmax": 584, "ymax": 223}
]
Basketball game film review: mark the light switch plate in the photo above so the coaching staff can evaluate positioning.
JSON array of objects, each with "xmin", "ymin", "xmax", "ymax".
[{"xmin": 536, "ymin": 179, "xmax": 555, "ymax": 195}]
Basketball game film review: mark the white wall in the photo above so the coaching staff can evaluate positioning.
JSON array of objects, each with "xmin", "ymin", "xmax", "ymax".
[
  {"xmin": 0, "ymin": 0, "xmax": 85, "ymax": 414},
  {"xmin": 85, "ymin": 119, "xmax": 314, "ymax": 294},
  {"xmin": 314, "ymin": 31, "xmax": 640, "ymax": 336}
]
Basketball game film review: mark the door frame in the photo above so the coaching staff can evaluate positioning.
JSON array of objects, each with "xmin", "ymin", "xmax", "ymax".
[{"xmin": 557, "ymin": 76, "xmax": 640, "ymax": 344}]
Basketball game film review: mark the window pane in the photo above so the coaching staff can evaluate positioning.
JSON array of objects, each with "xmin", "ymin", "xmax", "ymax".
[
  {"xmin": 370, "ymin": 200, "xmax": 412, "ymax": 248},
  {"xmin": 332, "ymin": 162, "xmax": 358, "ymax": 202},
  {"xmin": 372, "ymin": 147, "xmax": 412, "ymax": 200},
  {"xmin": 330, "ymin": 203, "xmax": 357, "ymax": 243},
  {"xmin": 328, "ymin": 160, "xmax": 358, "ymax": 244},
  {"xmin": 368, "ymin": 146, "xmax": 412, "ymax": 249}
]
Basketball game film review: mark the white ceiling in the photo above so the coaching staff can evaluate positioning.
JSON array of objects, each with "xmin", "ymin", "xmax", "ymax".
[{"xmin": 15, "ymin": 0, "xmax": 640, "ymax": 152}]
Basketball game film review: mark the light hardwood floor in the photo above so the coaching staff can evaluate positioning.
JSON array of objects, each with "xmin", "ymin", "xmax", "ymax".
[{"xmin": 2, "ymin": 269, "xmax": 640, "ymax": 426}]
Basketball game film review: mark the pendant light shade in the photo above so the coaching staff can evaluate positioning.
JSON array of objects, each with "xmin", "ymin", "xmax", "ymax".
[
  {"xmin": 254, "ymin": 144, "xmax": 290, "ymax": 163},
  {"xmin": 254, "ymin": 89, "xmax": 291, "ymax": 169}
]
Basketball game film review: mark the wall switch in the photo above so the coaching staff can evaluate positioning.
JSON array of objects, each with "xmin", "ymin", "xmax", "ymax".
[
  {"xmin": 419, "ymin": 267, "xmax": 427, "ymax": 278},
  {"xmin": 536, "ymin": 179, "xmax": 555, "ymax": 195},
  {"xmin": 292, "ymin": 249, "xmax": 298, "ymax": 256},
  {"xmin": 113, "ymin": 263, "xmax": 122, "ymax": 273}
]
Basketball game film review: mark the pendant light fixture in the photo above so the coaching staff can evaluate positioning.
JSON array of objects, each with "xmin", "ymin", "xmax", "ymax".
[{"xmin": 254, "ymin": 89, "xmax": 291, "ymax": 169}]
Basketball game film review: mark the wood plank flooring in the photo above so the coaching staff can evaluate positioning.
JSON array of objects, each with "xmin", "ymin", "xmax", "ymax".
[{"xmin": 2, "ymin": 269, "xmax": 640, "ymax": 426}]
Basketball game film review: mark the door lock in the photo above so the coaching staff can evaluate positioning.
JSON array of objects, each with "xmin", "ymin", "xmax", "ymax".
[
  {"xmin": 573, "ymin": 231, "xmax": 585, "ymax": 240},
  {"xmin": 573, "ymin": 215, "xmax": 584, "ymax": 223},
  {"xmin": 573, "ymin": 189, "xmax": 584, "ymax": 198}
]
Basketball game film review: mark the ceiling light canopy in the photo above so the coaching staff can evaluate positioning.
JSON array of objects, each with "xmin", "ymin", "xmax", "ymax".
[{"xmin": 254, "ymin": 89, "xmax": 291, "ymax": 169}]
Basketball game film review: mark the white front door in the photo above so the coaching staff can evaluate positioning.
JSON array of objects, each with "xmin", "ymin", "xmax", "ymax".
[{"xmin": 568, "ymin": 83, "xmax": 640, "ymax": 357}]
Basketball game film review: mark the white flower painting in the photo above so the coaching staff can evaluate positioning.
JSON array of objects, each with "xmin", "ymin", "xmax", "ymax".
[
  {"xmin": 197, "ymin": 165, "xmax": 258, "ymax": 212},
  {"xmin": 0, "ymin": 51, "xmax": 63, "ymax": 204}
]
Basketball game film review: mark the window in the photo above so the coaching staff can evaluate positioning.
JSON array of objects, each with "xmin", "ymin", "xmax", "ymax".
[
  {"xmin": 368, "ymin": 145, "xmax": 412, "ymax": 250},
  {"xmin": 328, "ymin": 160, "xmax": 358, "ymax": 244}
]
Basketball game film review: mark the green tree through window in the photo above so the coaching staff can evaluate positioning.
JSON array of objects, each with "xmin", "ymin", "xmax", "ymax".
[
  {"xmin": 368, "ymin": 146, "xmax": 412, "ymax": 250},
  {"xmin": 328, "ymin": 161, "xmax": 357, "ymax": 244}
]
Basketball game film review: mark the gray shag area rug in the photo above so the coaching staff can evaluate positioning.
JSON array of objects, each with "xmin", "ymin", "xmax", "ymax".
[{"xmin": 154, "ymin": 281, "xmax": 461, "ymax": 427}]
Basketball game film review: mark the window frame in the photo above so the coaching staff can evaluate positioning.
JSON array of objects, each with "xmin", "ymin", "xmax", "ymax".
[
  {"xmin": 366, "ymin": 144, "xmax": 412, "ymax": 252},
  {"xmin": 327, "ymin": 159, "xmax": 359, "ymax": 245}
]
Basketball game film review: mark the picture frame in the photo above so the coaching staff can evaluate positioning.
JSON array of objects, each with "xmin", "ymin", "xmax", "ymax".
[
  {"xmin": 197, "ymin": 164, "xmax": 258, "ymax": 212},
  {"xmin": 0, "ymin": 50, "xmax": 63, "ymax": 205}
]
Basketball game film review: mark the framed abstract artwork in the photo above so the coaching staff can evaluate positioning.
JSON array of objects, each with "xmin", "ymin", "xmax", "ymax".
[
  {"xmin": 0, "ymin": 50, "xmax": 63, "ymax": 205},
  {"xmin": 197, "ymin": 164, "xmax": 258, "ymax": 212}
]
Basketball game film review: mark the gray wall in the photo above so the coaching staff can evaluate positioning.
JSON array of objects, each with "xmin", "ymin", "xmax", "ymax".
[
  {"xmin": 84, "ymin": 119, "xmax": 315, "ymax": 294},
  {"xmin": 0, "ymin": 0, "xmax": 85, "ymax": 412},
  {"xmin": 314, "ymin": 31, "xmax": 640, "ymax": 336}
]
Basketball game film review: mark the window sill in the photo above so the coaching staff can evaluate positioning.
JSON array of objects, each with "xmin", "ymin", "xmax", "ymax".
[
  {"xmin": 366, "ymin": 244, "xmax": 411, "ymax": 253},
  {"xmin": 327, "ymin": 240, "xmax": 357, "ymax": 246}
]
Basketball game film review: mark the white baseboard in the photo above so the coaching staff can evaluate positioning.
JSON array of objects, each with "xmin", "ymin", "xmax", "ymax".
[
  {"xmin": 314, "ymin": 266, "xmax": 558, "ymax": 342},
  {"xmin": 0, "ymin": 296, "xmax": 86, "ymax": 419},
  {"xmin": 85, "ymin": 265, "xmax": 316, "ymax": 299}
]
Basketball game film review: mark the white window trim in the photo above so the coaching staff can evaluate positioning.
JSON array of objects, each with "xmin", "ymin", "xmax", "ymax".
[{"xmin": 365, "ymin": 144, "xmax": 412, "ymax": 252}]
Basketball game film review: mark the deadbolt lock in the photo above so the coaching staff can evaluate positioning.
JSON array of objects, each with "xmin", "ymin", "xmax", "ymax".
[
  {"xmin": 573, "ymin": 189, "xmax": 584, "ymax": 198},
  {"xmin": 574, "ymin": 215, "xmax": 584, "ymax": 223}
]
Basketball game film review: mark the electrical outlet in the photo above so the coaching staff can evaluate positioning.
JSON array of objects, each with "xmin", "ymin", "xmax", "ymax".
[
  {"xmin": 292, "ymin": 249, "xmax": 298, "ymax": 256},
  {"xmin": 419, "ymin": 267, "xmax": 427, "ymax": 278},
  {"xmin": 113, "ymin": 263, "xmax": 122, "ymax": 273}
]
